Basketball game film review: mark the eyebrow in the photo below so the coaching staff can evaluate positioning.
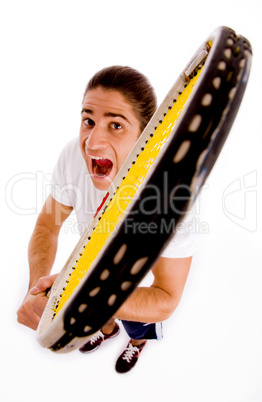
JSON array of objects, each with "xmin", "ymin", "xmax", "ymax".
[
  {"xmin": 81, "ymin": 108, "xmax": 131, "ymax": 124},
  {"xmin": 81, "ymin": 108, "xmax": 93, "ymax": 115}
]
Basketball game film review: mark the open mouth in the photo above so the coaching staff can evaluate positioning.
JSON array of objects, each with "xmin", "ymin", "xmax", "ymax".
[{"xmin": 91, "ymin": 156, "xmax": 113, "ymax": 178}]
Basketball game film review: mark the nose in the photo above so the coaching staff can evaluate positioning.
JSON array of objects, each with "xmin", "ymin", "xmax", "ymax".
[{"xmin": 85, "ymin": 126, "xmax": 108, "ymax": 151}]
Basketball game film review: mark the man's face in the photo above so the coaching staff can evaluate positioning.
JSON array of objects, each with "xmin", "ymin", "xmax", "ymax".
[{"xmin": 80, "ymin": 87, "xmax": 141, "ymax": 190}]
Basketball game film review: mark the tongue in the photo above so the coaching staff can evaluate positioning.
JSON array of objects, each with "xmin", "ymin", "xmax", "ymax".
[
  {"xmin": 93, "ymin": 158, "xmax": 113, "ymax": 177},
  {"xmin": 96, "ymin": 159, "xmax": 112, "ymax": 168}
]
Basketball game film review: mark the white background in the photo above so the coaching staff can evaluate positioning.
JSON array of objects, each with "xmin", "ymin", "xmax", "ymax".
[{"xmin": 1, "ymin": 1, "xmax": 261, "ymax": 401}]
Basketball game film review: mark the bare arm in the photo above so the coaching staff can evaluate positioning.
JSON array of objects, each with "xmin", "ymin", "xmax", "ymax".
[
  {"xmin": 114, "ymin": 256, "xmax": 192, "ymax": 323},
  {"xmin": 17, "ymin": 195, "xmax": 73, "ymax": 330},
  {"xmin": 27, "ymin": 195, "xmax": 72, "ymax": 287}
]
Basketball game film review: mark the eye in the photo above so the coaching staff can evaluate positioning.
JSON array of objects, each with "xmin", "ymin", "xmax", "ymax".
[
  {"xmin": 83, "ymin": 118, "xmax": 95, "ymax": 127},
  {"xmin": 110, "ymin": 122, "xmax": 123, "ymax": 130}
]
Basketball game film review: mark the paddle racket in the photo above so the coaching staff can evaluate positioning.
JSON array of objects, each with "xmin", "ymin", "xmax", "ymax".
[{"xmin": 37, "ymin": 26, "xmax": 252, "ymax": 352}]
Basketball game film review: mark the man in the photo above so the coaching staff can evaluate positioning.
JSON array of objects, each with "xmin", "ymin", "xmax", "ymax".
[{"xmin": 17, "ymin": 66, "xmax": 196, "ymax": 373}]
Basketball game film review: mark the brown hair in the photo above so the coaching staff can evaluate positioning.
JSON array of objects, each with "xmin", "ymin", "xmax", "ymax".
[{"xmin": 84, "ymin": 66, "xmax": 157, "ymax": 132}]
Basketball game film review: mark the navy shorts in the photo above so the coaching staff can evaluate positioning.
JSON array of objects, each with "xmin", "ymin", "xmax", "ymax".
[{"xmin": 121, "ymin": 320, "xmax": 163, "ymax": 340}]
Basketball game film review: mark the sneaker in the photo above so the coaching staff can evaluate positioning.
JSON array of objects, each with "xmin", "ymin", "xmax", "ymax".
[
  {"xmin": 79, "ymin": 323, "xmax": 120, "ymax": 353},
  {"xmin": 115, "ymin": 340, "xmax": 147, "ymax": 373}
]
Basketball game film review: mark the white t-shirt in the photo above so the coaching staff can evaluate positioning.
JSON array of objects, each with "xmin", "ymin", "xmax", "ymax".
[{"xmin": 51, "ymin": 137, "xmax": 198, "ymax": 258}]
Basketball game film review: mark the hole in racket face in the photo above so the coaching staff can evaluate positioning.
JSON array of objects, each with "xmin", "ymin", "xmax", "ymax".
[
  {"xmin": 173, "ymin": 140, "xmax": 191, "ymax": 163},
  {"xmin": 227, "ymin": 38, "xmax": 234, "ymax": 46},
  {"xmin": 196, "ymin": 149, "xmax": 209, "ymax": 170},
  {"xmin": 188, "ymin": 115, "xmax": 202, "ymax": 132},
  {"xmin": 78, "ymin": 304, "xmax": 88, "ymax": 313},
  {"xmin": 100, "ymin": 269, "xmax": 110, "ymax": 280},
  {"xmin": 229, "ymin": 87, "xmax": 237, "ymax": 99},
  {"xmin": 130, "ymin": 257, "xmax": 149, "ymax": 275},
  {"xmin": 113, "ymin": 244, "xmax": 127, "ymax": 265},
  {"xmin": 121, "ymin": 281, "xmax": 132, "ymax": 291},
  {"xmin": 224, "ymin": 48, "xmax": 232, "ymax": 59},
  {"xmin": 89, "ymin": 287, "xmax": 100, "ymax": 297},
  {"xmin": 239, "ymin": 59, "xmax": 246, "ymax": 68},
  {"xmin": 201, "ymin": 93, "xmax": 213, "ymax": 106},
  {"xmin": 218, "ymin": 61, "xmax": 227, "ymax": 71},
  {"xmin": 213, "ymin": 77, "xmax": 221, "ymax": 89},
  {"xmin": 108, "ymin": 294, "xmax": 117, "ymax": 306}
]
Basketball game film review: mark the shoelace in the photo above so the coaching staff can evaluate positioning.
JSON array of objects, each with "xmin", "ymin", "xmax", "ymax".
[
  {"xmin": 90, "ymin": 330, "xmax": 104, "ymax": 345},
  {"xmin": 122, "ymin": 343, "xmax": 139, "ymax": 363}
]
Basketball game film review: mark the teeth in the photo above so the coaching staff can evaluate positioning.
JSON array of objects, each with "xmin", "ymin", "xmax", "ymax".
[{"xmin": 90, "ymin": 156, "xmax": 106, "ymax": 160}]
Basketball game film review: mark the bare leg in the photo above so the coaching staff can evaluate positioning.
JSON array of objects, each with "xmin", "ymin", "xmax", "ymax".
[
  {"xmin": 102, "ymin": 317, "xmax": 116, "ymax": 335},
  {"xmin": 131, "ymin": 338, "xmax": 147, "ymax": 346}
]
